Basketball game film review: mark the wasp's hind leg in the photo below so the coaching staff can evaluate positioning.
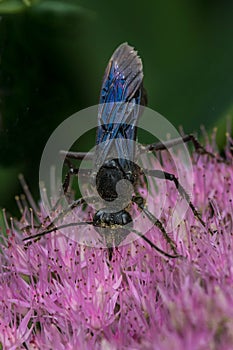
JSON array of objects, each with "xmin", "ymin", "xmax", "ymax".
[{"xmin": 139, "ymin": 133, "xmax": 222, "ymax": 161}]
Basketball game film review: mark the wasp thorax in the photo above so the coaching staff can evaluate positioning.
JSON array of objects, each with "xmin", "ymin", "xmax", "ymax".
[{"xmin": 96, "ymin": 158, "xmax": 140, "ymax": 203}]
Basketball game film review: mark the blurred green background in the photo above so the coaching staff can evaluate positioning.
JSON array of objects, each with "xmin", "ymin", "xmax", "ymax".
[{"xmin": 0, "ymin": 0, "xmax": 233, "ymax": 216}]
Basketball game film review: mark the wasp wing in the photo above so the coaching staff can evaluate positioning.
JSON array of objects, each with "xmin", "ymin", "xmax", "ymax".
[{"xmin": 95, "ymin": 43, "xmax": 144, "ymax": 168}]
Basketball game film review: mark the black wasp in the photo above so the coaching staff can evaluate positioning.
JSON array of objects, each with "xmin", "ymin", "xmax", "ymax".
[{"xmin": 23, "ymin": 43, "xmax": 214, "ymax": 260}]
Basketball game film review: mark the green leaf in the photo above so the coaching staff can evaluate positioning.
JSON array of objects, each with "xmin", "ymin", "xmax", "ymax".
[
  {"xmin": 0, "ymin": 0, "xmax": 37, "ymax": 13},
  {"xmin": 33, "ymin": 1, "xmax": 88, "ymax": 15},
  {"xmin": 0, "ymin": 0, "xmax": 88, "ymax": 15}
]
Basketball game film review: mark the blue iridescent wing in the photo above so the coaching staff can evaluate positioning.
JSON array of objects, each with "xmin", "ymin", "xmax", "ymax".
[{"xmin": 95, "ymin": 43, "xmax": 144, "ymax": 168}]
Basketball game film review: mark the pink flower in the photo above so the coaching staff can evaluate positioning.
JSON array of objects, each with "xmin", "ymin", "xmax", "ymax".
[{"xmin": 0, "ymin": 135, "xmax": 233, "ymax": 349}]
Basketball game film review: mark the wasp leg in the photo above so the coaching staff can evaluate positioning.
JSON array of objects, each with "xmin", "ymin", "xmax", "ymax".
[
  {"xmin": 22, "ymin": 196, "xmax": 99, "ymax": 242},
  {"xmin": 131, "ymin": 228, "xmax": 181, "ymax": 259},
  {"xmin": 143, "ymin": 169, "xmax": 213, "ymax": 234},
  {"xmin": 23, "ymin": 159, "xmax": 93, "ymax": 241},
  {"xmin": 60, "ymin": 150, "xmax": 94, "ymax": 160},
  {"xmin": 23, "ymin": 221, "xmax": 94, "ymax": 241},
  {"xmin": 139, "ymin": 134, "xmax": 219, "ymax": 159},
  {"xmin": 132, "ymin": 196, "xmax": 179, "ymax": 256},
  {"xmin": 50, "ymin": 157, "xmax": 93, "ymax": 214},
  {"xmin": 62, "ymin": 158, "xmax": 92, "ymax": 194}
]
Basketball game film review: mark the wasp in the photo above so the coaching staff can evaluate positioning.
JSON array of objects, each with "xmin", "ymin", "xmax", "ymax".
[{"xmin": 23, "ymin": 43, "xmax": 215, "ymax": 260}]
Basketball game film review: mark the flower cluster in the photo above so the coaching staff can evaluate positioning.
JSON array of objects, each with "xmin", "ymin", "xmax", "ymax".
[{"xmin": 0, "ymin": 135, "xmax": 232, "ymax": 350}]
